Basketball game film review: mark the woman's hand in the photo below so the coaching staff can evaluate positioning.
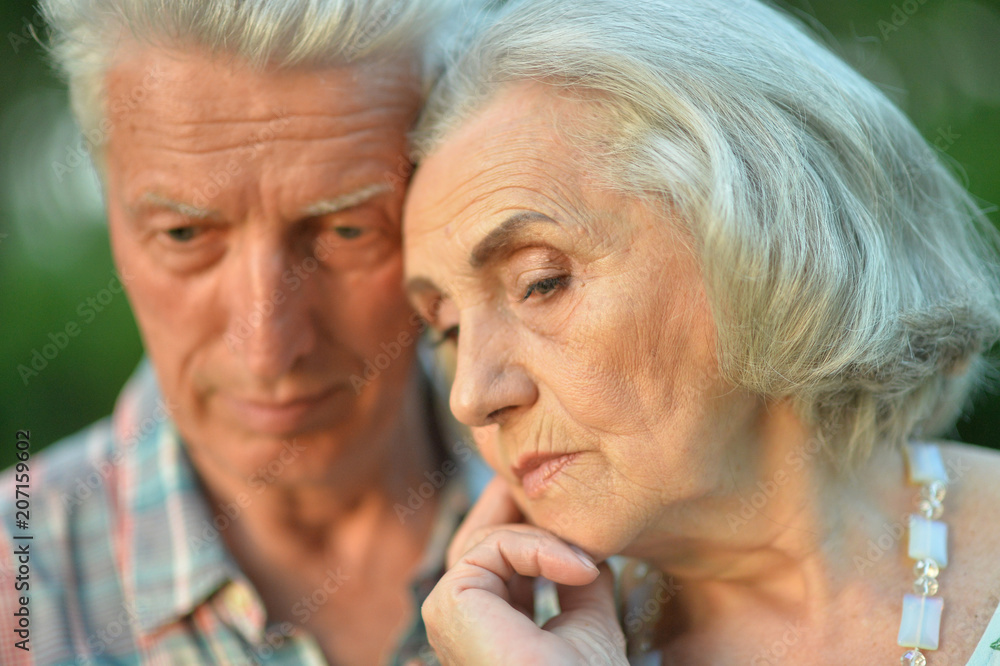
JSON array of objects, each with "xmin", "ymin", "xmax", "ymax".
[{"xmin": 423, "ymin": 477, "xmax": 628, "ymax": 665}]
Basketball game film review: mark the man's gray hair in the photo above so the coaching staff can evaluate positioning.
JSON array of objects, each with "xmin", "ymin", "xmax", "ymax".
[
  {"xmin": 415, "ymin": 0, "xmax": 1000, "ymax": 466},
  {"xmin": 42, "ymin": 0, "xmax": 463, "ymax": 141}
]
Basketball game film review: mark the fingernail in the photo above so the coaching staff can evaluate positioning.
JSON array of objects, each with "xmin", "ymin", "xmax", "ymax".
[{"xmin": 569, "ymin": 545, "xmax": 597, "ymax": 570}]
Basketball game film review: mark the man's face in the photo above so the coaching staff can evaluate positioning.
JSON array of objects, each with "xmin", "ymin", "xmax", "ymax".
[{"xmin": 103, "ymin": 47, "xmax": 423, "ymax": 485}]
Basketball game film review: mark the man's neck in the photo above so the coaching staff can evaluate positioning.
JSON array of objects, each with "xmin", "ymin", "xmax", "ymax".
[
  {"xmin": 192, "ymin": 370, "xmax": 443, "ymax": 576},
  {"xmin": 183, "ymin": 370, "xmax": 445, "ymax": 665}
]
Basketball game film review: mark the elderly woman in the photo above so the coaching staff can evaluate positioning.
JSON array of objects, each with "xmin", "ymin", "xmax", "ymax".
[{"xmin": 402, "ymin": 0, "xmax": 1000, "ymax": 663}]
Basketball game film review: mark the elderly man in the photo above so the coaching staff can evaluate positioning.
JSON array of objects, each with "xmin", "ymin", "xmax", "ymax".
[{"xmin": 0, "ymin": 1, "xmax": 484, "ymax": 664}]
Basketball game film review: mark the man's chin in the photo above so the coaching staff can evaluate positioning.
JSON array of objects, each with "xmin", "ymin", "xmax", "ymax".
[{"xmin": 189, "ymin": 427, "xmax": 368, "ymax": 488}]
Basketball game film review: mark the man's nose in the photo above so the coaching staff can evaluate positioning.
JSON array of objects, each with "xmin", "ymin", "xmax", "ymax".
[
  {"xmin": 226, "ymin": 236, "xmax": 316, "ymax": 379},
  {"xmin": 449, "ymin": 314, "xmax": 538, "ymax": 427}
]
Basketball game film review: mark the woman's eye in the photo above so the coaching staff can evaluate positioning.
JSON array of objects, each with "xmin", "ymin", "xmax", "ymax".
[
  {"xmin": 333, "ymin": 226, "xmax": 364, "ymax": 239},
  {"xmin": 165, "ymin": 226, "xmax": 201, "ymax": 243},
  {"xmin": 432, "ymin": 324, "xmax": 459, "ymax": 348},
  {"xmin": 521, "ymin": 275, "xmax": 569, "ymax": 301}
]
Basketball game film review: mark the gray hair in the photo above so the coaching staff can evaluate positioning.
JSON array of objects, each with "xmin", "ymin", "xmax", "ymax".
[
  {"xmin": 414, "ymin": 0, "xmax": 1000, "ymax": 466},
  {"xmin": 41, "ymin": 0, "xmax": 468, "ymax": 145}
]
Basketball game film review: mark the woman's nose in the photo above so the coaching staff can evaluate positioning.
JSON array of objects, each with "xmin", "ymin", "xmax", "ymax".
[{"xmin": 449, "ymin": 316, "xmax": 538, "ymax": 427}]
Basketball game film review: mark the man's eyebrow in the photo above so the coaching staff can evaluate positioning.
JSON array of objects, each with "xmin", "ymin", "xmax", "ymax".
[
  {"xmin": 136, "ymin": 183, "xmax": 390, "ymax": 221},
  {"xmin": 470, "ymin": 211, "xmax": 560, "ymax": 269},
  {"xmin": 138, "ymin": 193, "xmax": 217, "ymax": 219},
  {"xmin": 301, "ymin": 183, "xmax": 391, "ymax": 217}
]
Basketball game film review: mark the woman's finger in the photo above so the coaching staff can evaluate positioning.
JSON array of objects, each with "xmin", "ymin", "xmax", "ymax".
[
  {"xmin": 424, "ymin": 527, "xmax": 603, "ymax": 664},
  {"xmin": 507, "ymin": 572, "xmax": 536, "ymax": 618},
  {"xmin": 447, "ymin": 476, "xmax": 523, "ymax": 568},
  {"xmin": 455, "ymin": 527, "xmax": 599, "ymax": 591},
  {"xmin": 546, "ymin": 562, "xmax": 621, "ymax": 628},
  {"xmin": 547, "ymin": 564, "xmax": 628, "ymax": 664}
]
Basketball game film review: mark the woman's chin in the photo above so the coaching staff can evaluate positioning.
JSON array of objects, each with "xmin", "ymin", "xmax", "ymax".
[{"xmin": 519, "ymin": 502, "xmax": 632, "ymax": 562}]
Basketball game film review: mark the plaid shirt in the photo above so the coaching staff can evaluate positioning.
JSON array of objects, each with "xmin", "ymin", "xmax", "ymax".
[{"xmin": 0, "ymin": 361, "xmax": 488, "ymax": 666}]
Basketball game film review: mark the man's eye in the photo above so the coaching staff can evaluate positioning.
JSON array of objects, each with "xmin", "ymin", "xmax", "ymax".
[
  {"xmin": 165, "ymin": 227, "xmax": 200, "ymax": 242},
  {"xmin": 333, "ymin": 226, "xmax": 363, "ymax": 239},
  {"xmin": 521, "ymin": 275, "xmax": 569, "ymax": 301}
]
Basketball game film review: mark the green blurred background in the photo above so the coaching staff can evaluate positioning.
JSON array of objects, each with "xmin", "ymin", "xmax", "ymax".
[{"xmin": 1, "ymin": 0, "xmax": 998, "ymax": 470}]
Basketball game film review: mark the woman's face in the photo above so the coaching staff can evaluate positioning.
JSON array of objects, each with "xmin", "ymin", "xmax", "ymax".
[{"xmin": 404, "ymin": 82, "xmax": 765, "ymax": 560}]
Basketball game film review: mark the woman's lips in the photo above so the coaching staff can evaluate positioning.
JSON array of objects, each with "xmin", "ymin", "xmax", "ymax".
[{"xmin": 513, "ymin": 452, "xmax": 580, "ymax": 500}]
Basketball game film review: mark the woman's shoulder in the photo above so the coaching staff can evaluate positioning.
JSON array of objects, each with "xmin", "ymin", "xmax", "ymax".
[
  {"xmin": 933, "ymin": 440, "xmax": 1000, "ymax": 577},
  {"xmin": 929, "ymin": 441, "xmax": 1000, "ymax": 662},
  {"xmin": 938, "ymin": 439, "xmax": 1000, "ymax": 465},
  {"xmin": 935, "ymin": 440, "xmax": 1000, "ymax": 515}
]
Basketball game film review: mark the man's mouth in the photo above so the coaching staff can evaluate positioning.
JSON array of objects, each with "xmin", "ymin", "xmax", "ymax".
[{"xmin": 221, "ymin": 386, "xmax": 342, "ymax": 435}]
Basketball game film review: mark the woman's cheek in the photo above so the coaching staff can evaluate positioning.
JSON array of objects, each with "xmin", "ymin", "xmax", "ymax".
[{"xmin": 471, "ymin": 426, "xmax": 503, "ymax": 471}]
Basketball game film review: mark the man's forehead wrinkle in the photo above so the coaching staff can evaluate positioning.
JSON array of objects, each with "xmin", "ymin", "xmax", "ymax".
[
  {"xmin": 145, "ymin": 99, "xmax": 415, "ymax": 122},
  {"xmin": 107, "ymin": 60, "xmax": 420, "ymax": 136},
  {"xmin": 108, "ymin": 44, "xmax": 418, "ymax": 96},
  {"xmin": 124, "ymin": 107, "xmax": 407, "ymax": 138},
  {"xmin": 120, "ymin": 124, "xmax": 404, "ymax": 164},
  {"xmin": 120, "ymin": 137, "xmax": 372, "ymax": 160}
]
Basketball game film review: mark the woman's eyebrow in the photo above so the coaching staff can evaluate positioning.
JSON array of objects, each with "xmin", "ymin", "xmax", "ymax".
[
  {"xmin": 405, "ymin": 276, "xmax": 440, "ymax": 299},
  {"xmin": 404, "ymin": 277, "xmax": 449, "ymax": 322},
  {"xmin": 405, "ymin": 211, "xmax": 561, "ymax": 306},
  {"xmin": 470, "ymin": 211, "xmax": 560, "ymax": 269}
]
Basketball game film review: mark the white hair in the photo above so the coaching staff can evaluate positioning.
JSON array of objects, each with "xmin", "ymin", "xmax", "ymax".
[
  {"xmin": 414, "ymin": 0, "xmax": 1000, "ymax": 466},
  {"xmin": 41, "ymin": 0, "xmax": 469, "ymax": 143}
]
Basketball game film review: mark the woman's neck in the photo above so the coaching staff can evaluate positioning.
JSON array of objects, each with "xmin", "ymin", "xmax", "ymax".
[{"xmin": 628, "ymin": 403, "xmax": 911, "ymax": 628}]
